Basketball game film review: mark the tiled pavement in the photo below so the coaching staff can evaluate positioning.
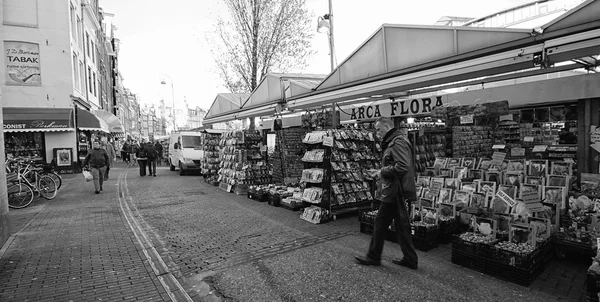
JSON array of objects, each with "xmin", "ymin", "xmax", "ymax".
[{"xmin": 0, "ymin": 164, "xmax": 169, "ymax": 301}]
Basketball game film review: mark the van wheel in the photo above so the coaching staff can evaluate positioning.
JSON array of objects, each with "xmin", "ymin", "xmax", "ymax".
[
  {"xmin": 179, "ymin": 162, "xmax": 185, "ymax": 176},
  {"xmin": 170, "ymin": 161, "xmax": 175, "ymax": 171}
]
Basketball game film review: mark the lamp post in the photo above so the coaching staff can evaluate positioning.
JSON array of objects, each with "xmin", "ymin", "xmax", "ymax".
[
  {"xmin": 160, "ymin": 75, "xmax": 176, "ymax": 132},
  {"xmin": 317, "ymin": 0, "xmax": 336, "ymax": 72}
]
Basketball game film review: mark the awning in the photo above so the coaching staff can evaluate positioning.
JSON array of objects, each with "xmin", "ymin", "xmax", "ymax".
[
  {"xmin": 242, "ymin": 73, "xmax": 325, "ymax": 108},
  {"xmin": 2, "ymin": 107, "xmax": 75, "ymax": 132},
  {"xmin": 204, "ymin": 93, "xmax": 249, "ymax": 120},
  {"xmin": 77, "ymin": 108, "xmax": 110, "ymax": 132},
  {"xmin": 95, "ymin": 110, "xmax": 125, "ymax": 133}
]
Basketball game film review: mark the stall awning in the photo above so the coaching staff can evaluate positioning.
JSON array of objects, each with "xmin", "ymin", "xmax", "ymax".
[
  {"xmin": 77, "ymin": 108, "xmax": 110, "ymax": 132},
  {"xmin": 242, "ymin": 73, "xmax": 325, "ymax": 109},
  {"xmin": 2, "ymin": 107, "xmax": 75, "ymax": 132},
  {"xmin": 204, "ymin": 93, "xmax": 249, "ymax": 121},
  {"xmin": 95, "ymin": 110, "xmax": 125, "ymax": 133},
  {"xmin": 203, "ymin": 103, "xmax": 276, "ymax": 125},
  {"xmin": 287, "ymin": 0, "xmax": 600, "ymax": 111}
]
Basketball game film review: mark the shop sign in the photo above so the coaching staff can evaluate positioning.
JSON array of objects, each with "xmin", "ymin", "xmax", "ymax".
[
  {"xmin": 346, "ymin": 96, "xmax": 444, "ymax": 120},
  {"xmin": 511, "ymin": 147, "xmax": 525, "ymax": 157},
  {"xmin": 3, "ymin": 119, "xmax": 70, "ymax": 130},
  {"xmin": 323, "ymin": 136, "xmax": 334, "ymax": 147},
  {"xmin": 460, "ymin": 115, "xmax": 474, "ymax": 124},
  {"xmin": 521, "ymin": 191, "xmax": 540, "ymax": 204},
  {"xmin": 491, "ymin": 152, "xmax": 507, "ymax": 166},
  {"xmin": 533, "ymin": 145, "xmax": 548, "ymax": 152},
  {"xmin": 4, "ymin": 41, "xmax": 41, "ymax": 86},
  {"xmin": 523, "ymin": 137, "xmax": 534, "ymax": 142},
  {"xmin": 496, "ymin": 190, "xmax": 517, "ymax": 208},
  {"xmin": 590, "ymin": 126, "xmax": 600, "ymax": 153}
]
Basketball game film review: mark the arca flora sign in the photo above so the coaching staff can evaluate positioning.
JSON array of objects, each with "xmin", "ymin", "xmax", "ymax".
[{"xmin": 341, "ymin": 96, "xmax": 444, "ymax": 121}]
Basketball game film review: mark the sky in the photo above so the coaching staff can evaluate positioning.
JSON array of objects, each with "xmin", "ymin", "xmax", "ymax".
[{"xmin": 98, "ymin": 0, "xmax": 534, "ymax": 110}]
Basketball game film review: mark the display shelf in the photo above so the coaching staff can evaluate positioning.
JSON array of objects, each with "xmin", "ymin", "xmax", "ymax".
[{"xmin": 201, "ymin": 132, "xmax": 222, "ymax": 181}]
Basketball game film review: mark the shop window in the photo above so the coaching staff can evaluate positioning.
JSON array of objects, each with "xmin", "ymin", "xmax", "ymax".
[
  {"xmin": 549, "ymin": 106, "xmax": 566, "ymax": 122},
  {"xmin": 520, "ymin": 109, "xmax": 534, "ymax": 123},
  {"xmin": 4, "ymin": 132, "xmax": 45, "ymax": 162},
  {"xmin": 565, "ymin": 105, "xmax": 578, "ymax": 121},
  {"xmin": 534, "ymin": 108, "xmax": 550, "ymax": 123}
]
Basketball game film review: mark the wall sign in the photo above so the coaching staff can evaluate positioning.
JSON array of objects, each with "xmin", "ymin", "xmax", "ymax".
[
  {"xmin": 460, "ymin": 115, "xmax": 474, "ymax": 124},
  {"xmin": 3, "ymin": 119, "xmax": 70, "ymax": 130},
  {"xmin": 343, "ymin": 96, "xmax": 444, "ymax": 120},
  {"xmin": 4, "ymin": 41, "xmax": 41, "ymax": 86}
]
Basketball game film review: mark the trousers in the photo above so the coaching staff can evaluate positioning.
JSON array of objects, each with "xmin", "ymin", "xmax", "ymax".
[
  {"xmin": 137, "ymin": 159, "xmax": 147, "ymax": 176},
  {"xmin": 147, "ymin": 159, "xmax": 156, "ymax": 175},
  {"xmin": 90, "ymin": 166, "xmax": 107, "ymax": 192},
  {"xmin": 367, "ymin": 200, "xmax": 418, "ymax": 265}
]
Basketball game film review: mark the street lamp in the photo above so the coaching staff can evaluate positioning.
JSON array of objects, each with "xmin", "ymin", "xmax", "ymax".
[
  {"xmin": 160, "ymin": 75, "xmax": 176, "ymax": 132},
  {"xmin": 317, "ymin": 0, "xmax": 336, "ymax": 72}
]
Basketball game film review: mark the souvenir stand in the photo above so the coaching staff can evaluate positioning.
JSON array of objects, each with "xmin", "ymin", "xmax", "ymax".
[
  {"xmin": 217, "ymin": 130, "xmax": 271, "ymax": 195},
  {"xmin": 201, "ymin": 131, "xmax": 222, "ymax": 186}
]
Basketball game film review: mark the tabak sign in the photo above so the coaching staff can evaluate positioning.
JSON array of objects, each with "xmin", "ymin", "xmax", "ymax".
[
  {"xmin": 3, "ymin": 120, "xmax": 70, "ymax": 130},
  {"xmin": 343, "ymin": 96, "xmax": 444, "ymax": 121},
  {"xmin": 4, "ymin": 41, "xmax": 41, "ymax": 86}
]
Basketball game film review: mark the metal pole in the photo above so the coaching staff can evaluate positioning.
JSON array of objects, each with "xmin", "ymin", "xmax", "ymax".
[
  {"xmin": 328, "ymin": 0, "xmax": 335, "ymax": 72},
  {"xmin": 0, "ymin": 92, "xmax": 10, "ymax": 247}
]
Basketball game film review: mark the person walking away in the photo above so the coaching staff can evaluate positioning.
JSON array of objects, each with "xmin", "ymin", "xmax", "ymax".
[
  {"xmin": 355, "ymin": 117, "xmax": 418, "ymax": 270},
  {"xmin": 128, "ymin": 141, "xmax": 138, "ymax": 167},
  {"xmin": 146, "ymin": 142, "xmax": 158, "ymax": 177},
  {"xmin": 121, "ymin": 141, "xmax": 130, "ymax": 164},
  {"xmin": 134, "ymin": 141, "xmax": 148, "ymax": 176},
  {"xmin": 154, "ymin": 140, "xmax": 164, "ymax": 166},
  {"xmin": 83, "ymin": 141, "xmax": 110, "ymax": 194},
  {"xmin": 103, "ymin": 140, "xmax": 116, "ymax": 180}
]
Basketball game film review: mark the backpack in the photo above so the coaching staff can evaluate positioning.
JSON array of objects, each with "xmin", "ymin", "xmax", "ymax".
[
  {"xmin": 136, "ymin": 146, "xmax": 147, "ymax": 158},
  {"xmin": 146, "ymin": 145, "xmax": 158, "ymax": 160}
]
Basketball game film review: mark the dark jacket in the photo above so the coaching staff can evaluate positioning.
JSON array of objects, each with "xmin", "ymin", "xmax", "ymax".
[
  {"xmin": 379, "ymin": 128, "xmax": 417, "ymax": 203},
  {"xmin": 154, "ymin": 142, "xmax": 163, "ymax": 154},
  {"xmin": 134, "ymin": 144, "xmax": 147, "ymax": 160},
  {"xmin": 84, "ymin": 148, "xmax": 110, "ymax": 168}
]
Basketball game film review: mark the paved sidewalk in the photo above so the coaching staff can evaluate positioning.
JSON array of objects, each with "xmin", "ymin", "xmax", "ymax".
[{"xmin": 0, "ymin": 163, "xmax": 169, "ymax": 301}]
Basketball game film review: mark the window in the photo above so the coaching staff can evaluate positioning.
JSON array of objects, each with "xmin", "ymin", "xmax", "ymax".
[
  {"xmin": 70, "ymin": 4, "xmax": 77, "ymax": 39},
  {"xmin": 77, "ymin": 16, "xmax": 83, "ymax": 47},
  {"xmin": 79, "ymin": 62, "xmax": 86, "ymax": 93},
  {"xmin": 73, "ymin": 53, "xmax": 80, "ymax": 91},
  {"xmin": 88, "ymin": 67, "xmax": 92, "ymax": 94},
  {"xmin": 91, "ymin": 41, "xmax": 95, "ymax": 62},
  {"xmin": 92, "ymin": 72, "xmax": 96, "ymax": 96},
  {"xmin": 86, "ymin": 32, "xmax": 90, "ymax": 57},
  {"xmin": 3, "ymin": 0, "xmax": 38, "ymax": 27}
]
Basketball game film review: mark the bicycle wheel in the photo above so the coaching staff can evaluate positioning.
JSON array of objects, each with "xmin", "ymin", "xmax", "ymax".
[
  {"xmin": 41, "ymin": 172, "xmax": 62, "ymax": 190},
  {"xmin": 7, "ymin": 183, "xmax": 34, "ymax": 209},
  {"xmin": 37, "ymin": 175, "xmax": 58, "ymax": 200}
]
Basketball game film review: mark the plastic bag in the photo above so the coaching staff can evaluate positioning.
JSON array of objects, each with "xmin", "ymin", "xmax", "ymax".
[{"xmin": 82, "ymin": 170, "xmax": 93, "ymax": 182}]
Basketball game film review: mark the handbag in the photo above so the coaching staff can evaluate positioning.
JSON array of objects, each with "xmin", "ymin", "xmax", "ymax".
[{"xmin": 82, "ymin": 170, "xmax": 93, "ymax": 182}]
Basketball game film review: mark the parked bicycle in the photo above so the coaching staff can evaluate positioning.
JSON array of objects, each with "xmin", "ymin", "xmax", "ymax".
[
  {"xmin": 5, "ymin": 159, "xmax": 58, "ymax": 209},
  {"xmin": 5, "ymin": 158, "xmax": 62, "ymax": 190}
]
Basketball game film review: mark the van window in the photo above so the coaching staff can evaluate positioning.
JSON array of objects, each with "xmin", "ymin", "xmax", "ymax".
[{"xmin": 181, "ymin": 135, "xmax": 202, "ymax": 148}]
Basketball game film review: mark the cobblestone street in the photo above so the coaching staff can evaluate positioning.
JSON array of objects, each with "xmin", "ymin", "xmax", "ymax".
[{"xmin": 0, "ymin": 163, "xmax": 588, "ymax": 301}]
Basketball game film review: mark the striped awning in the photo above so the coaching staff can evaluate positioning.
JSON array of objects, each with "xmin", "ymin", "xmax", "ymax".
[
  {"xmin": 77, "ymin": 108, "xmax": 110, "ymax": 133},
  {"xmin": 3, "ymin": 107, "xmax": 75, "ymax": 132}
]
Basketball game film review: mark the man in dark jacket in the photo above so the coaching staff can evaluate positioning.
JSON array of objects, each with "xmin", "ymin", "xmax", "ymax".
[
  {"xmin": 83, "ymin": 141, "xmax": 110, "ymax": 194},
  {"xmin": 146, "ymin": 142, "xmax": 158, "ymax": 177},
  {"xmin": 134, "ymin": 141, "xmax": 148, "ymax": 176},
  {"xmin": 154, "ymin": 141, "xmax": 164, "ymax": 166},
  {"xmin": 355, "ymin": 117, "xmax": 418, "ymax": 269}
]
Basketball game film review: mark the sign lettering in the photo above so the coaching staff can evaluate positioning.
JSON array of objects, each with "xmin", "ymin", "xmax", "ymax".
[
  {"xmin": 521, "ymin": 190, "xmax": 540, "ymax": 204},
  {"xmin": 4, "ymin": 41, "xmax": 41, "ymax": 86},
  {"xmin": 491, "ymin": 152, "xmax": 507, "ymax": 166},
  {"xmin": 430, "ymin": 180, "xmax": 443, "ymax": 197},
  {"xmin": 496, "ymin": 190, "xmax": 517, "ymax": 207},
  {"xmin": 348, "ymin": 96, "xmax": 443, "ymax": 120}
]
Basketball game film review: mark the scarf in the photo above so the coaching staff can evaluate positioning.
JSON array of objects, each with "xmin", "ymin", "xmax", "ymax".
[{"xmin": 381, "ymin": 128, "xmax": 399, "ymax": 151}]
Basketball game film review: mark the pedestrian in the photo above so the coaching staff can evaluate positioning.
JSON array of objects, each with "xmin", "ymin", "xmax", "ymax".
[
  {"xmin": 122, "ymin": 141, "xmax": 130, "ymax": 164},
  {"xmin": 128, "ymin": 140, "xmax": 138, "ymax": 167},
  {"xmin": 103, "ymin": 140, "xmax": 116, "ymax": 180},
  {"xmin": 154, "ymin": 140, "xmax": 164, "ymax": 166},
  {"xmin": 355, "ymin": 117, "xmax": 418, "ymax": 270},
  {"xmin": 134, "ymin": 141, "xmax": 148, "ymax": 176},
  {"xmin": 83, "ymin": 140, "xmax": 110, "ymax": 194},
  {"xmin": 146, "ymin": 141, "xmax": 158, "ymax": 177}
]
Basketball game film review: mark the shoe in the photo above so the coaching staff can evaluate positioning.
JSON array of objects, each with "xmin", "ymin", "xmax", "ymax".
[
  {"xmin": 354, "ymin": 255, "xmax": 381, "ymax": 266},
  {"xmin": 95, "ymin": 191, "xmax": 100, "ymax": 194},
  {"xmin": 153, "ymin": 174, "xmax": 156, "ymax": 177},
  {"xmin": 100, "ymin": 186, "xmax": 103, "ymax": 191},
  {"xmin": 392, "ymin": 258, "xmax": 418, "ymax": 270}
]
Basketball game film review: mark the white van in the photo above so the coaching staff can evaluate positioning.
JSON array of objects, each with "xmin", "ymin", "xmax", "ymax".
[{"xmin": 168, "ymin": 131, "xmax": 204, "ymax": 175}]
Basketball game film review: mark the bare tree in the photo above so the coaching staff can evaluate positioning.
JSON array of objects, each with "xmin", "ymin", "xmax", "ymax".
[{"xmin": 207, "ymin": 0, "xmax": 315, "ymax": 127}]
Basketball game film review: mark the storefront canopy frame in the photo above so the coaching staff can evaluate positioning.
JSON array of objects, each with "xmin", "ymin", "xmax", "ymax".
[
  {"xmin": 2, "ymin": 107, "xmax": 75, "ymax": 132},
  {"xmin": 77, "ymin": 108, "xmax": 110, "ymax": 133},
  {"xmin": 95, "ymin": 110, "xmax": 125, "ymax": 133},
  {"xmin": 286, "ymin": 0, "xmax": 600, "ymax": 111}
]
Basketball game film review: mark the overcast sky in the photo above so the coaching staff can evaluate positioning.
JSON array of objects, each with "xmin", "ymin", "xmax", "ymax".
[{"xmin": 98, "ymin": 0, "xmax": 534, "ymax": 110}]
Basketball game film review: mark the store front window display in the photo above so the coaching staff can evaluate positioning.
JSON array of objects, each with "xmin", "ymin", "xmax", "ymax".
[{"xmin": 4, "ymin": 132, "xmax": 45, "ymax": 162}]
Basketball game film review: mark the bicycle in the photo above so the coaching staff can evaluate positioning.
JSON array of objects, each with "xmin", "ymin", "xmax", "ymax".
[
  {"xmin": 5, "ymin": 159, "xmax": 58, "ymax": 208},
  {"xmin": 6, "ymin": 158, "xmax": 62, "ymax": 190}
]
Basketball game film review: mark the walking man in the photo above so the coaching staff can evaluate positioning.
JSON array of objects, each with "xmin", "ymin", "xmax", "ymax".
[
  {"xmin": 154, "ymin": 140, "xmax": 164, "ymax": 166},
  {"xmin": 83, "ymin": 141, "xmax": 110, "ymax": 194},
  {"xmin": 121, "ymin": 141, "xmax": 130, "ymax": 164},
  {"xmin": 146, "ymin": 141, "xmax": 158, "ymax": 177},
  {"xmin": 103, "ymin": 140, "xmax": 116, "ymax": 180},
  {"xmin": 134, "ymin": 141, "xmax": 148, "ymax": 176},
  {"xmin": 355, "ymin": 117, "xmax": 418, "ymax": 270}
]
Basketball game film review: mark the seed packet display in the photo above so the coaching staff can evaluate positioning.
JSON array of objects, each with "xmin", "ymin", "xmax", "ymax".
[
  {"xmin": 470, "ymin": 192, "xmax": 488, "ymax": 208},
  {"xmin": 550, "ymin": 161, "xmax": 572, "ymax": 176},
  {"xmin": 432, "ymin": 177, "xmax": 445, "ymax": 186},
  {"xmin": 462, "ymin": 157, "xmax": 477, "ymax": 169},
  {"xmin": 529, "ymin": 160, "xmax": 548, "ymax": 177},
  {"xmin": 525, "ymin": 176, "xmax": 545, "ymax": 186},
  {"xmin": 504, "ymin": 173, "xmax": 522, "ymax": 188},
  {"xmin": 439, "ymin": 188, "xmax": 453, "ymax": 203},
  {"xmin": 438, "ymin": 203, "xmax": 456, "ymax": 220},
  {"xmin": 421, "ymin": 188, "xmax": 437, "ymax": 202},
  {"xmin": 453, "ymin": 167, "xmax": 468, "ymax": 180},
  {"xmin": 537, "ymin": 202, "xmax": 559, "ymax": 226},
  {"xmin": 547, "ymin": 175, "xmax": 568, "ymax": 187},
  {"xmin": 446, "ymin": 158, "xmax": 462, "ymax": 169},
  {"xmin": 454, "ymin": 190, "xmax": 470, "ymax": 206},
  {"xmin": 495, "ymin": 213, "xmax": 515, "ymax": 236},
  {"xmin": 528, "ymin": 217, "xmax": 551, "ymax": 240},
  {"xmin": 439, "ymin": 168, "xmax": 453, "ymax": 178},
  {"xmin": 433, "ymin": 158, "xmax": 448, "ymax": 169},
  {"xmin": 445, "ymin": 178, "xmax": 461, "ymax": 191},
  {"xmin": 416, "ymin": 176, "xmax": 431, "ymax": 187},
  {"xmin": 424, "ymin": 168, "xmax": 437, "ymax": 177},
  {"xmin": 485, "ymin": 171, "xmax": 503, "ymax": 186},
  {"xmin": 497, "ymin": 185, "xmax": 517, "ymax": 200},
  {"xmin": 478, "ymin": 181, "xmax": 497, "ymax": 197},
  {"xmin": 520, "ymin": 184, "xmax": 541, "ymax": 200},
  {"xmin": 509, "ymin": 224, "xmax": 536, "ymax": 247},
  {"xmin": 415, "ymin": 186, "xmax": 423, "ymax": 198},
  {"xmin": 461, "ymin": 182, "xmax": 477, "ymax": 193},
  {"xmin": 468, "ymin": 169, "xmax": 483, "ymax": 180},
  {"xmin": 478, "ymin": 158, "xmax": 493, "ymax": 170},
  {"xmin": 491, "ymin": 195, "xmax": 511, "ymax": 214},
  {"xmin": 543, "ymin": 186, "xmax": 566, "ymax": 208},
  {"xmin": 507, "ymin": 159, "xmax": 526, "ymax": 174},
  {"xmin": 419, "ymin": 198, "xmax": 434, "ymax": 208}
]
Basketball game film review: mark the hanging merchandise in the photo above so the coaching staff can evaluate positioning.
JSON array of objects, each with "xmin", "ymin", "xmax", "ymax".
[
  {"xmin": 201, "ymin": 132, "xmax": 222, "ymax": 185},
  {"xmin": 270, "ymin": 128, "xmax": 306, "ymax": 184},
  {"xmin": 217, "ymin": 130, "xmax": 271, "ymax": 195}
]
